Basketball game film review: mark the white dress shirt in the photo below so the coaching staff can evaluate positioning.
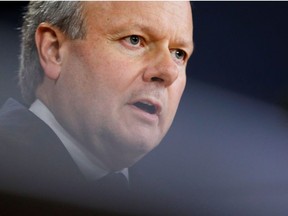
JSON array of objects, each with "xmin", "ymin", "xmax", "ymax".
[{"xmin": 29, "ymin": 99, "xmax": 129, "ymax": 181}]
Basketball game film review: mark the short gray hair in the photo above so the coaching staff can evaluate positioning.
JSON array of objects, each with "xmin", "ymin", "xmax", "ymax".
[{"xmin": 19, "ymin": 1, "xmax": 86, "ymax": 105}]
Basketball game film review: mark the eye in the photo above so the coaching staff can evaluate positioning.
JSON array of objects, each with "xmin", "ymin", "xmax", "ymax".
[
  {"xmin": 124, "ymin": 35, "xmax": 141, "ymax": 46},
  {"xmin": 130, "ymin": 35, "xmax": 140, "ymax": 45},
  {"xmin": 172, "ymin": 49, "xmax": 186, "ymax": 60},
  {"xmin": 170, "ymin": 49, "xmax": 187, "ymax": 65}
]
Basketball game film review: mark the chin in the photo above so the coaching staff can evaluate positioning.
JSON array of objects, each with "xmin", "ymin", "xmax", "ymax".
[
  {"xmin": 132, "ymin": 138, "xmax": 159, "ymax": 154},
  {"xmin": 130, "ymin": 140, "xmax": 159, "ymax": 159},
  {"xmin": 109, "ymin": 140, "xmax": 158, "ymax": 170}
]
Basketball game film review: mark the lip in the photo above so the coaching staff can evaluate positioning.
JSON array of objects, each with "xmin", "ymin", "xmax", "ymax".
[{"xmin": 128, "ymin": 97, "xmax": 162, "ymax": 121}]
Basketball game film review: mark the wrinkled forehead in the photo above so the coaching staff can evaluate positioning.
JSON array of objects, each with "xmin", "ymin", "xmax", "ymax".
[
  {"xmin": 83, "ymin": 1, "xmax": 192, "ymax": 13},
  {"xmin": 82, "ymin": 1, "xmax": 192, "ymax": 27},
  {"xmin": 82, "ymin": 1, "xmax": 193, "ymax": 46}
]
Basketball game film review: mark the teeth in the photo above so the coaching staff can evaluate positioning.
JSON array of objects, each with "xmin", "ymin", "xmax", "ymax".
[{"xmin": 142, "ymin": 101, "xmax": 153, "ymax": 106}]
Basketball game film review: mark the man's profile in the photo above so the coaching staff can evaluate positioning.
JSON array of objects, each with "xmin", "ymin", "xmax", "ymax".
[{"xmin": 0, "ymin": 1, "xmax": 193, "ymax": 214}]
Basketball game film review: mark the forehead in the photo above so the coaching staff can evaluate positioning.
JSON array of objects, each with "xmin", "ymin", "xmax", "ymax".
[
  {"xmin": 83, "ymin": 1, "xmax": 192, "ymax": 18},
  {"xmin": 82, "ymin": 2, "xmax": 193, "ymax": 49}
]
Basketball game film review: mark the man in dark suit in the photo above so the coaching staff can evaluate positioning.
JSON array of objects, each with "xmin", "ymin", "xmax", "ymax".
[{"xmin": 0, "ymin": 1, "xmax": 193, "ymax": 215}]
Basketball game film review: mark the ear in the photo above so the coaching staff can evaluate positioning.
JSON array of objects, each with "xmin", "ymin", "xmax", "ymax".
[{"xmin": 35, "ymin": 23, "xmax": 66, "ymax": 80}]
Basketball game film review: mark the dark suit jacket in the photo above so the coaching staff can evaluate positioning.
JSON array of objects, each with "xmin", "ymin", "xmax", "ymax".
[{"xmin": 0, "ymin": 99, "xmax": 163, "ymax": 215}]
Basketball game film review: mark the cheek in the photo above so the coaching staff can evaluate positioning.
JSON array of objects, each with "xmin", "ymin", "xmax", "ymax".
[
  {"xmin": 167, "ymin": 77, "xmax": 186, "ymax": 116},
  {"xmin": 72, "ymin": 41, "xmax": 145, "ymax": 93},
  {"xmin": 94, "ymin": 62, "xmax": 140, "ymax": 95},
  {"xmin": 171, "ymin": 76, "xmax": 186, "ymax": 102},
  {"xmin": 87, "ymin": 49, "xmax": 135, "ymax": 83}
]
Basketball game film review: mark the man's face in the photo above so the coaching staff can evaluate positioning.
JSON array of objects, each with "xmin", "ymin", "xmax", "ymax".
[{"xmin": 52, "ymin": 2, "xmax": 193, "ymax": 170}]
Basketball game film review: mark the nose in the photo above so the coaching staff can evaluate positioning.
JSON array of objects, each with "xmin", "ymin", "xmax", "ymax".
[{"xmin": 143, "ymin": 51, "xmax": 179, "ymax": 87}]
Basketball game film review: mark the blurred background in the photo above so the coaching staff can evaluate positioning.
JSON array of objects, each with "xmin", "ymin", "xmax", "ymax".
[
  {"xmin": 1, "ymin": 2, "xmax": 288, "ymax": 215},
  {"xmin": 190, "ymin": 2, "xmax": 288, "ymax": 108}
]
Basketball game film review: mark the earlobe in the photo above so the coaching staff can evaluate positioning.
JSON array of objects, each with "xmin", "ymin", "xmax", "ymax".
[{"xmin": 35, "ymin": 23, "xmax": 65, "ymax": 80}]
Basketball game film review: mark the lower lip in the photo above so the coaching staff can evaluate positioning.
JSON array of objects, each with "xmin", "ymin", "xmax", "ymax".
[{"xmin": 129, "ymin": 104, "xmax": 159, "ymax": 123}]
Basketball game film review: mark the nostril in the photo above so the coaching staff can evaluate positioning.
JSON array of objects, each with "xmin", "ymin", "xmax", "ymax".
[{"xmin": 151, "ymin": 77, "xmax": 164, "ymax": 82}]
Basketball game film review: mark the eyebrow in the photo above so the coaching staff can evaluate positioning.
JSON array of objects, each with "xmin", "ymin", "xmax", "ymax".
[
  {"xmin": 117, "ymin": 22, "xmax": 194, "ymax": 54},
  {"xmin": 175, "ymin": 38, "xmax": 194, "ymax": 56}
]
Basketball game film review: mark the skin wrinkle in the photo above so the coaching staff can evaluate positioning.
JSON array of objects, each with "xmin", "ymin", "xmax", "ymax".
[{"xmin": 37, "ymin": 1, "xmax": 193, "ymax": 171}]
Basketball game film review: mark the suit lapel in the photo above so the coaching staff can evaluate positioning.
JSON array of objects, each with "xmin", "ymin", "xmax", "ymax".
[{"xmin": 0, "ymin": 99, "xmax": 86, "ymax": 200}]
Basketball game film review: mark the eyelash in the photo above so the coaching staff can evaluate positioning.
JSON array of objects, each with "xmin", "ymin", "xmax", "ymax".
[
  {"xmin": 123, "ymin": 35, "xmax": 144, "ymax": 48},
  {"xmin": 122, "ymin": 35, "xmax": 187, "ymax": 64},
  {"xmin": 171, "ymin": 49, "xmax": 187, "ymax": 64}
]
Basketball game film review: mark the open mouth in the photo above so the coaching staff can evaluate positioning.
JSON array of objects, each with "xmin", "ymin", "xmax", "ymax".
[{"xmin": 133, "ymin": 102, "xmax": 157, "ymax": 115}]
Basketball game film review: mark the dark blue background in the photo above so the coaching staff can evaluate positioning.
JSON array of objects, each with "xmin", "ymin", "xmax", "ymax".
[{"xmin": 190, "ymin": 2, "xmax": 288, "ymax": 107}]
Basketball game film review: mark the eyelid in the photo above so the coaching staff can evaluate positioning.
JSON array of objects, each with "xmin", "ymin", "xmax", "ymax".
[
  {"xmin": 170, "ymin": 49, "xmax": 188, "ymax": 65},
  {"xmin": 119, "ymin": 34, "xmax": 190, "ymax": 64},
  {"xmin": 122, "ymin": 35, "xmax": 146, "ymax": 47}
]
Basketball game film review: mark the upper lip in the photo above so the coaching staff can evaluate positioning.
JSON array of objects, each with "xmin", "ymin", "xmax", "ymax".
[{"xmin": 129, "ymin": 97, "xmax": 162, "ymax": 115}]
